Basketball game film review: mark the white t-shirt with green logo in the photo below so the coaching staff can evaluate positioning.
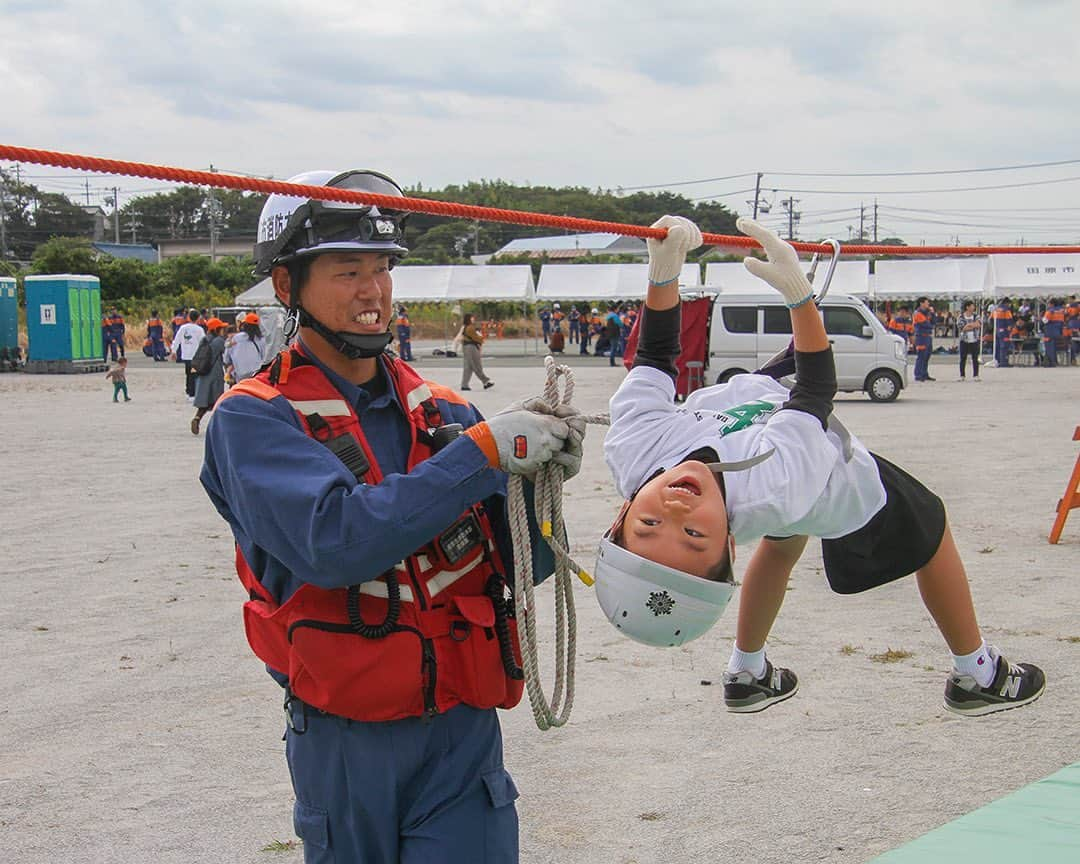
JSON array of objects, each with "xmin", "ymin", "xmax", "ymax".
[{"xmin": 605, "ymin": 366, "xmax": 886, "ymax": 541}]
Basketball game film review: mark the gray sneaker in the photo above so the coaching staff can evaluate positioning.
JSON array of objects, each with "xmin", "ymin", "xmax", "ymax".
[
  {"xmin": 944, "ymin": 649, "xmax": 1045, "ymax": 716},
  {"xmin": 722, "ymin": 660, "xmax": 799, "ymax": 713}
]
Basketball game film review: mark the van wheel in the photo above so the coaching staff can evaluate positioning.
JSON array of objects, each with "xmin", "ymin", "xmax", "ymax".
[
  {"xmin": 865, "ymin": 370, "xmax": 901, "ymax": 402},
  {"xmin": 716, "ymin": 369, "xmax": 747, "ymax": 385}
]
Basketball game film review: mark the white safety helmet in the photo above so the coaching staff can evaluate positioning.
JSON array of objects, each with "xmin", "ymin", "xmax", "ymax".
[
  {"xmin": 594, "ymin": 529, "xmax": 734, "ymax": 648},
  {"xmin": 253, "ymin": 169, "xmax": 409, "ymax": 276},
  {"xmin": 553, "ymin": 302, "xmax": 561, "ymax": 309}
]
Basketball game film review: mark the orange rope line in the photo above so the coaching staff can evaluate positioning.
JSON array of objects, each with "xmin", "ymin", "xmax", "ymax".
[{"xmin": 4, "ymin": 143, "xmax": 1079, "ymax": 257}]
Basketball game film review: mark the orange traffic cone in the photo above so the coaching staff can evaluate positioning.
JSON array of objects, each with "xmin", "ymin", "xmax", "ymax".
[{"xmin": 1049, "ymin": 426, "xmax": 1080, "ymax": 544}]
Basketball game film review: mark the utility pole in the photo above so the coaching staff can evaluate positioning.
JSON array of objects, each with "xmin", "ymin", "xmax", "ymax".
[
  {"xmin": 858, "ymin": 203, "xmax": 865, "ymax": 241},
  {"xmin": 752, "ymin": 172, "xmax": 762, "ymax": 219},
  {"xmin": 873, "ymin": 198, "xmax": 879, "ymax": 243},
  {"xmin": 85, "ymin": 180, "xmax": 91, "ymax": 206},
  {"xmin": 112, "ymin": 187, "xmax": 120, "ymax": 243},
  {"xmin": 208, "ymin": 164, "xmax": 218, "ymax": 264},
  {"xmin": 128, "ymin": 211, "xmax": 141, "ymax": 244},
  {"xmin": 780, "ymin": 196, "xmax": 800, "ymax": 240}
]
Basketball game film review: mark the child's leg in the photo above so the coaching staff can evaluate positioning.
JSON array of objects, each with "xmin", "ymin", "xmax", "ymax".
[
  {"xmin": 121, "ymin": 381, "xmax": 130, "ymax": 401},
  {"xmin": 914, "ymin": 518, "xmax": 981, "ymax": 655},
  {"xmin": 734, "ymin": 535, "xmax": 808, "ymax": 652},
  {"xmin": 112, "ymin": 381, "xmax": 121, "ymax": 402}
]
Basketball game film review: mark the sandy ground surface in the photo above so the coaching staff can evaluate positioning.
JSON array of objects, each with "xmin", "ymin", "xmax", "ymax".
[{"xmin": 2, "ymin": 348, "xmax": 1078, "ymax": 864}]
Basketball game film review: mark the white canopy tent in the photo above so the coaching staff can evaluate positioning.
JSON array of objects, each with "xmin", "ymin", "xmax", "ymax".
[
  {"xmin": 233, "ymin": 265, "xmax": 535, "ymax": 306},
  {"xmin": 536, "ymin": 263, "xmax": 700, "ymax": 300},
  {"xmin": 982, "ymin": 254, "xmax": 1080, "ymax": 300},
  {"xmin": 704, "ymin": 260, "xmax": 869, "ymax": 297},
  {"xmin": 870, "ymin": 258, "xmax": 987, "ymax": 302}
]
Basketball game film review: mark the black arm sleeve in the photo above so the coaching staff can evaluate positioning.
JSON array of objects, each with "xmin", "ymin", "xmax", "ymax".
[
  {"xmin": 631, "ymin": 304, "xmax": 681, "ymax": 382},
  {"xmin": 781, "ymin": 347, "xmax": 836, "ymax": 430}
]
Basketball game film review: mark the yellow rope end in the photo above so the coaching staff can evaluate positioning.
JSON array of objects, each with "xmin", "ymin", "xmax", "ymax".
[
  {"xmin": 576, "ymin": 568, "xmax": 594, "ymax": 587},
  {"xmin": 541, "ymin": 521, "xmax": 553, "ymax": 538}
]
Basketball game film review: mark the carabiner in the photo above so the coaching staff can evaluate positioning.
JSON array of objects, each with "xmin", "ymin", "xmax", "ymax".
[{"xmin": 805, "ymin": 238, "xmax": 842, "ymax": 304}]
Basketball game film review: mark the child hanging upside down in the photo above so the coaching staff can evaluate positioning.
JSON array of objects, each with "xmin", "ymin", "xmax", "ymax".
[{"xmin": 594, "ymin": 214, "xmax": 1045, "ymax": 717}]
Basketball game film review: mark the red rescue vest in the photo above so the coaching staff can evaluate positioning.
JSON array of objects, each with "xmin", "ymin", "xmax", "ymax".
[{"xmin": 219, "ymin": 347, "xmax": 524, "ymax": 722}]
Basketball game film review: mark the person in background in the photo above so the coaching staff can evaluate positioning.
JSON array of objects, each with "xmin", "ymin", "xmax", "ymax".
[
  {"xmin": 224, "ymin": 312, "xmax": 266, "ymax": 382},
  {"xmin": 395, "ymin": 304, "xmax": 414, "ymax": 361},
  {"xmin": 460, "ymin": 312, "xmax": 494, "ymax": 391},
  {"xmin": 551, "ymin": 302, "xmax": 565, "ymax": 339},
  {"xmin": 146, "ymin": 309, "xmax": 168, "ymax": 361},
  {"xmin": 568, "ymin": 305, "xmax": 581, "ymax": 345},
  {"xmin": 887, "ymin": 305, "xmax": 913, "ymax": 351},
  {"xmin": 170, "ymin": 309, "xmax": 206, "ymax": 401},
  {"xmin": 912, "ymin": 296, "xmax": 936, "ymax": 382},
  {"xmin": 1065, "ymin": 298, "xmax": 1080, "ymax": 364},
  {"xmin": 992, "ymin": 297, "xmax": 1014, "ymax": 367},
  {"xmin": 580, "ymin": 307, "xmax": 597, "ymax": 355},
  {"xmin": 539, "ymin": 305, "xmax": 552, "ymax": 344},
  {"xmin": 604, "ymin": 306, "xmax": 622, "ymax": 367},
  {"xmin": 1042, "ymin": 298, "xmax": 1065, "ymax": 368},
  {"xmin": 104, "ymin": 356, "xmax": 131, "ymax": 402},
  {"xmin": 171, "ymin": 307, "xmax": 186, "ymax": 342},
  {"xmin": 109, "ymin": 308, "xmax": 126, "ymax": 360},
  {"xmin": 191, "ymin": 317, "xmax": 228, "ymax": 435},
  {"xmin": 955, "ymin": 300, "xmax": 981, "ymax": 381}
]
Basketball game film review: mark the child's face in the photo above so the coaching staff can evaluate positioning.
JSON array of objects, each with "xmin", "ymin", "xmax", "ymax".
[{"xmin": 620, "ymin": 461, "xmax": 730, "ymax": 578}]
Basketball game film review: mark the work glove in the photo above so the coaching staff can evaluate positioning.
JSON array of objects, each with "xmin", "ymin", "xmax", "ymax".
[
  {"xmin": 549, "ymin": 404, "xmax": 586, "ymax": 480},
  {"xmin": 479, "ymin": 410, "xmax": 570, "ymax": 475},
  {"xmin": 647, "ymin": 215, "xmax": 703, "ymax": 286},
  {"xmin": 737, "ymin": 217, "xmax": 815, "ymax": 309}
]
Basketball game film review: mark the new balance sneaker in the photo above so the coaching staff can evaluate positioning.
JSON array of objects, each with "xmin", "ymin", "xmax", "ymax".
[
  {"xmin": 723, "ymin": 660, "xmax": 799, "ymax": 713},
  {"xmin": 944, "ymin": 650, "xmax": 1045, "ymax": 716}
]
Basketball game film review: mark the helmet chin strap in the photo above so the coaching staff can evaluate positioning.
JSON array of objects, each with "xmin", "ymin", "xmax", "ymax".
[{"xmin": 298, "ymin": 308, "xmax": 392, "ymax": 359}]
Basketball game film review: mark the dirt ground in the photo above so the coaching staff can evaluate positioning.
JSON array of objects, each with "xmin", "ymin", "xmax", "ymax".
[{"xmin": 2, "ymin": 349, "xmax": 1077, "ymax": 864}]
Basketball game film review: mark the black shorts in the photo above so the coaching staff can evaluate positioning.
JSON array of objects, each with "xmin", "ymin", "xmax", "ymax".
[{"xmin": 820, "ymin": 453, "xmax": 946, "ymax": 594}]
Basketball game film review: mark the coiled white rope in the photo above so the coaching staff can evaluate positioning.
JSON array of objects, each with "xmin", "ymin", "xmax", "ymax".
[{"xmin": 507, "ymin": 356, "xmax": 608, "ymax": 730}]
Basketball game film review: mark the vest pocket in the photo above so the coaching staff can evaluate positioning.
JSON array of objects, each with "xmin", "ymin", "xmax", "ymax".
[
  {"xmin": 438, "ymin": 596, "xmax": 514, "ymax": 710},
  {"xmin": 288, "ymin": 624, "xmax": 425, "ymax": 722}
]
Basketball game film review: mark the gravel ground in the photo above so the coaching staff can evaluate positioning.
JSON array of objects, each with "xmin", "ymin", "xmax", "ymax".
[{"xmin": 1, "ymin": 350, "xmax": 1076, "ymax": 864}]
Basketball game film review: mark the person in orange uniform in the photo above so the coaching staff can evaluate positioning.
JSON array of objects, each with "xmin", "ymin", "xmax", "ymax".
[
  {"xmin": 1041, "ymin": 298, "xmax": 1065, "ymax": 368},
  {"xmin": 992, "ymin": 297, "xmax": 1014, "ymax": 367},
  {"xmin": 146, "ymin": 309, "xmax": 168, "ymax": 361},
  {"xmin": 912, "ymin": 297, "xmax": 936, "ymax": 381},
  {"xmin": 394, "ymin": 304, "xmax": 414, "ymax": 361},
  {"xmin": 886, "ymin": 306, "xmax": 914, "ymax": 350}
]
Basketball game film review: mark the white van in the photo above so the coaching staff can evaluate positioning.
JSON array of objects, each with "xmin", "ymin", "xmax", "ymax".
[{"xmin": 707, "ymin": 291, "xmax": 909, "ymax": 402}]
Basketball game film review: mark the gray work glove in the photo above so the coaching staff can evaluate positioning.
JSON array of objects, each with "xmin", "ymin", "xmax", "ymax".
[
  {"xmin": 647, "ymin": 215, "xmax": 703, "ymax": 286},
  {"xmin": 550, "ymin": 404, "xmax": 586, "ymax": 480},
  {"xmin": 483, "ymin": 409, "xmax": 570, "ymax": 475}
]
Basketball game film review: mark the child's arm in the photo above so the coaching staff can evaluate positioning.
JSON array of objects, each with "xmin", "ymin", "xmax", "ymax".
[
  {"xmin": 632, "ymin": 215, "xmax": 703, "ymax": 380},
  {"xmin": 738, "ymin": 217, "xmax": 835, "ymax": 429}
]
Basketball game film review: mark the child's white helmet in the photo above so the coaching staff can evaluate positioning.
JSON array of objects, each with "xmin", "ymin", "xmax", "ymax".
[{"xmin": 594, "ymin": 532, "xmax": 734, "ymax": 647}]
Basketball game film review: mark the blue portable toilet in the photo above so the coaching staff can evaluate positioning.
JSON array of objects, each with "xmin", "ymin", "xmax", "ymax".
[
  {"xmin": 24, "ymin": 274, "xmax": 104, "ymax": 372},
  {"xmin": 0, "ymin": 277, "xmax": 17, "ymax": 352}
]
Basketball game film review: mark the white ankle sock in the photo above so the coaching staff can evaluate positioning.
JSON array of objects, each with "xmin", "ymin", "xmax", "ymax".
[
  {"xmin": 727, "ymin": 646, "xmax": 767, "ymax": 680},
  {"xmin": 952, "ymin": 641, "xmax": 996, "ymax": 688}
]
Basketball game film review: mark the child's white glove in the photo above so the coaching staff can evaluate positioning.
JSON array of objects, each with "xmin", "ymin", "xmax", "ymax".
[
  {"xmin": 737, "ymin": 217, "xmax": 814, "ymax": 309},
  {"xmin": 647, "ymin": 215, "xmax": 703, "ymax": 286}
]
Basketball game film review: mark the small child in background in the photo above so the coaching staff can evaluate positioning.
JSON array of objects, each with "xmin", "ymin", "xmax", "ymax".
[{"xmin": 105, "ymin": 357, "xmax": 131, "ymax": 402}]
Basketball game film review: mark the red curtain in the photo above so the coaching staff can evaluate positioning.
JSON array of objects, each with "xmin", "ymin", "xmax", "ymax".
[{"xmin": 622, "ymin": 297, "xmax": 713, "ymax": 398}]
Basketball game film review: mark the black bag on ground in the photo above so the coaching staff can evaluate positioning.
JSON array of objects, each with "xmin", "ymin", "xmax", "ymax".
[{"xmin": 190, "ymin": 337, "xmax": 212, "ymax": 375}]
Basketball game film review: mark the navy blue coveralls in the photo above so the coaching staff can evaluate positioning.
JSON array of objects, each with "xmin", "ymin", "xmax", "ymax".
[
  {"xmin": 912, "ymin": 307, "xmax": 935, "ymax": 381},
  {"xmin": 201, "ymin": 343, "xmax": 553, "ymax": 863}
]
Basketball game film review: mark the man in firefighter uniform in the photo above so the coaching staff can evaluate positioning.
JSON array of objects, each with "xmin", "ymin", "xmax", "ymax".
[
  {"xmin": 886, "ymin": 305, "xmax": 913, "ymax": 350},
  {"xmin": 200, "ymin": 170, "xmax": 584, "ymax": 864},
  {"xmin": 394, "ymin": 304, "xmax": 414, "ymax": 361},
  {"xmin": 992, "ymin": 297, "xmax": 1014, "ymax": 367},
  {"xmin": 912, "ymin": 296, "xmax": 936, "ymax": 381},
  {"xmin": 146, "ymin": 310, "xmax": 168, "ymax": 361},
  {"xmin": 1041, "ymin": 298, "xmax": 1065, "ymax": 368}
]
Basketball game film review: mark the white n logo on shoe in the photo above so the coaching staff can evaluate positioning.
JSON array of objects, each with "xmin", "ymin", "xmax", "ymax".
[
  {"xmin": 999, "ymin": 676, "xmax": 1022, "ymax": 699},
  {"xmin": 771, "ymin": 668, "xmax": 783, "ymax": 691}
]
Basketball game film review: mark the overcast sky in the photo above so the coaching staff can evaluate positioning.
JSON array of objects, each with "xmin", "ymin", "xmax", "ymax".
[{"xmin": 4, "ymin": 0, "xmax": 1080, "ymax": 245}]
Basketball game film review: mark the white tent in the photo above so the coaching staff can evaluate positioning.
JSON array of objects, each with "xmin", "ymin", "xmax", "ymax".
[
  {"xmin": 705, "ymin": 260, "xmax": 869, "ymax": 296},
  {"xmin": 234, "ymin": 265, "xmax": 535, "ymax": 306},
  {"xmin": 871, "ymin": 258, "xmax": 987, "ymax": 301},
  {"xmin": 536, "ymin": 263, "xmax": 700, "ymax": 300},
  {"xmin": 982, "ymin": 254, "xmax": 1080, "ymax": 299}
]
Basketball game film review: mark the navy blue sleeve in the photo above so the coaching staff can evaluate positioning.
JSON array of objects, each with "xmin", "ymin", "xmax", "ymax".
[{"xmin": 201, "ymin": 393, "xmax": 504, "ymax": 590}]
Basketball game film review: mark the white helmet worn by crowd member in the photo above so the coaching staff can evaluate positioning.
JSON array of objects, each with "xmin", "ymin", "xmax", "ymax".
[
  {"xmin": 253, "ymin": 169, "xmax": 411, "ymax": 359},
  {"xmin": 593, "ymin": 450, "xmax": 773, "ymax": 647}
]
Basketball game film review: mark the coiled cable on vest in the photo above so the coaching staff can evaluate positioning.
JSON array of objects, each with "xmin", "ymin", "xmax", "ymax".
[
  {"xmin": 346, "ymin": 570, "xmax": 401, "ymax": 639},
  {"xmin": 507, "ymin": 356, "xmax": 609, "ymax": 730}
]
